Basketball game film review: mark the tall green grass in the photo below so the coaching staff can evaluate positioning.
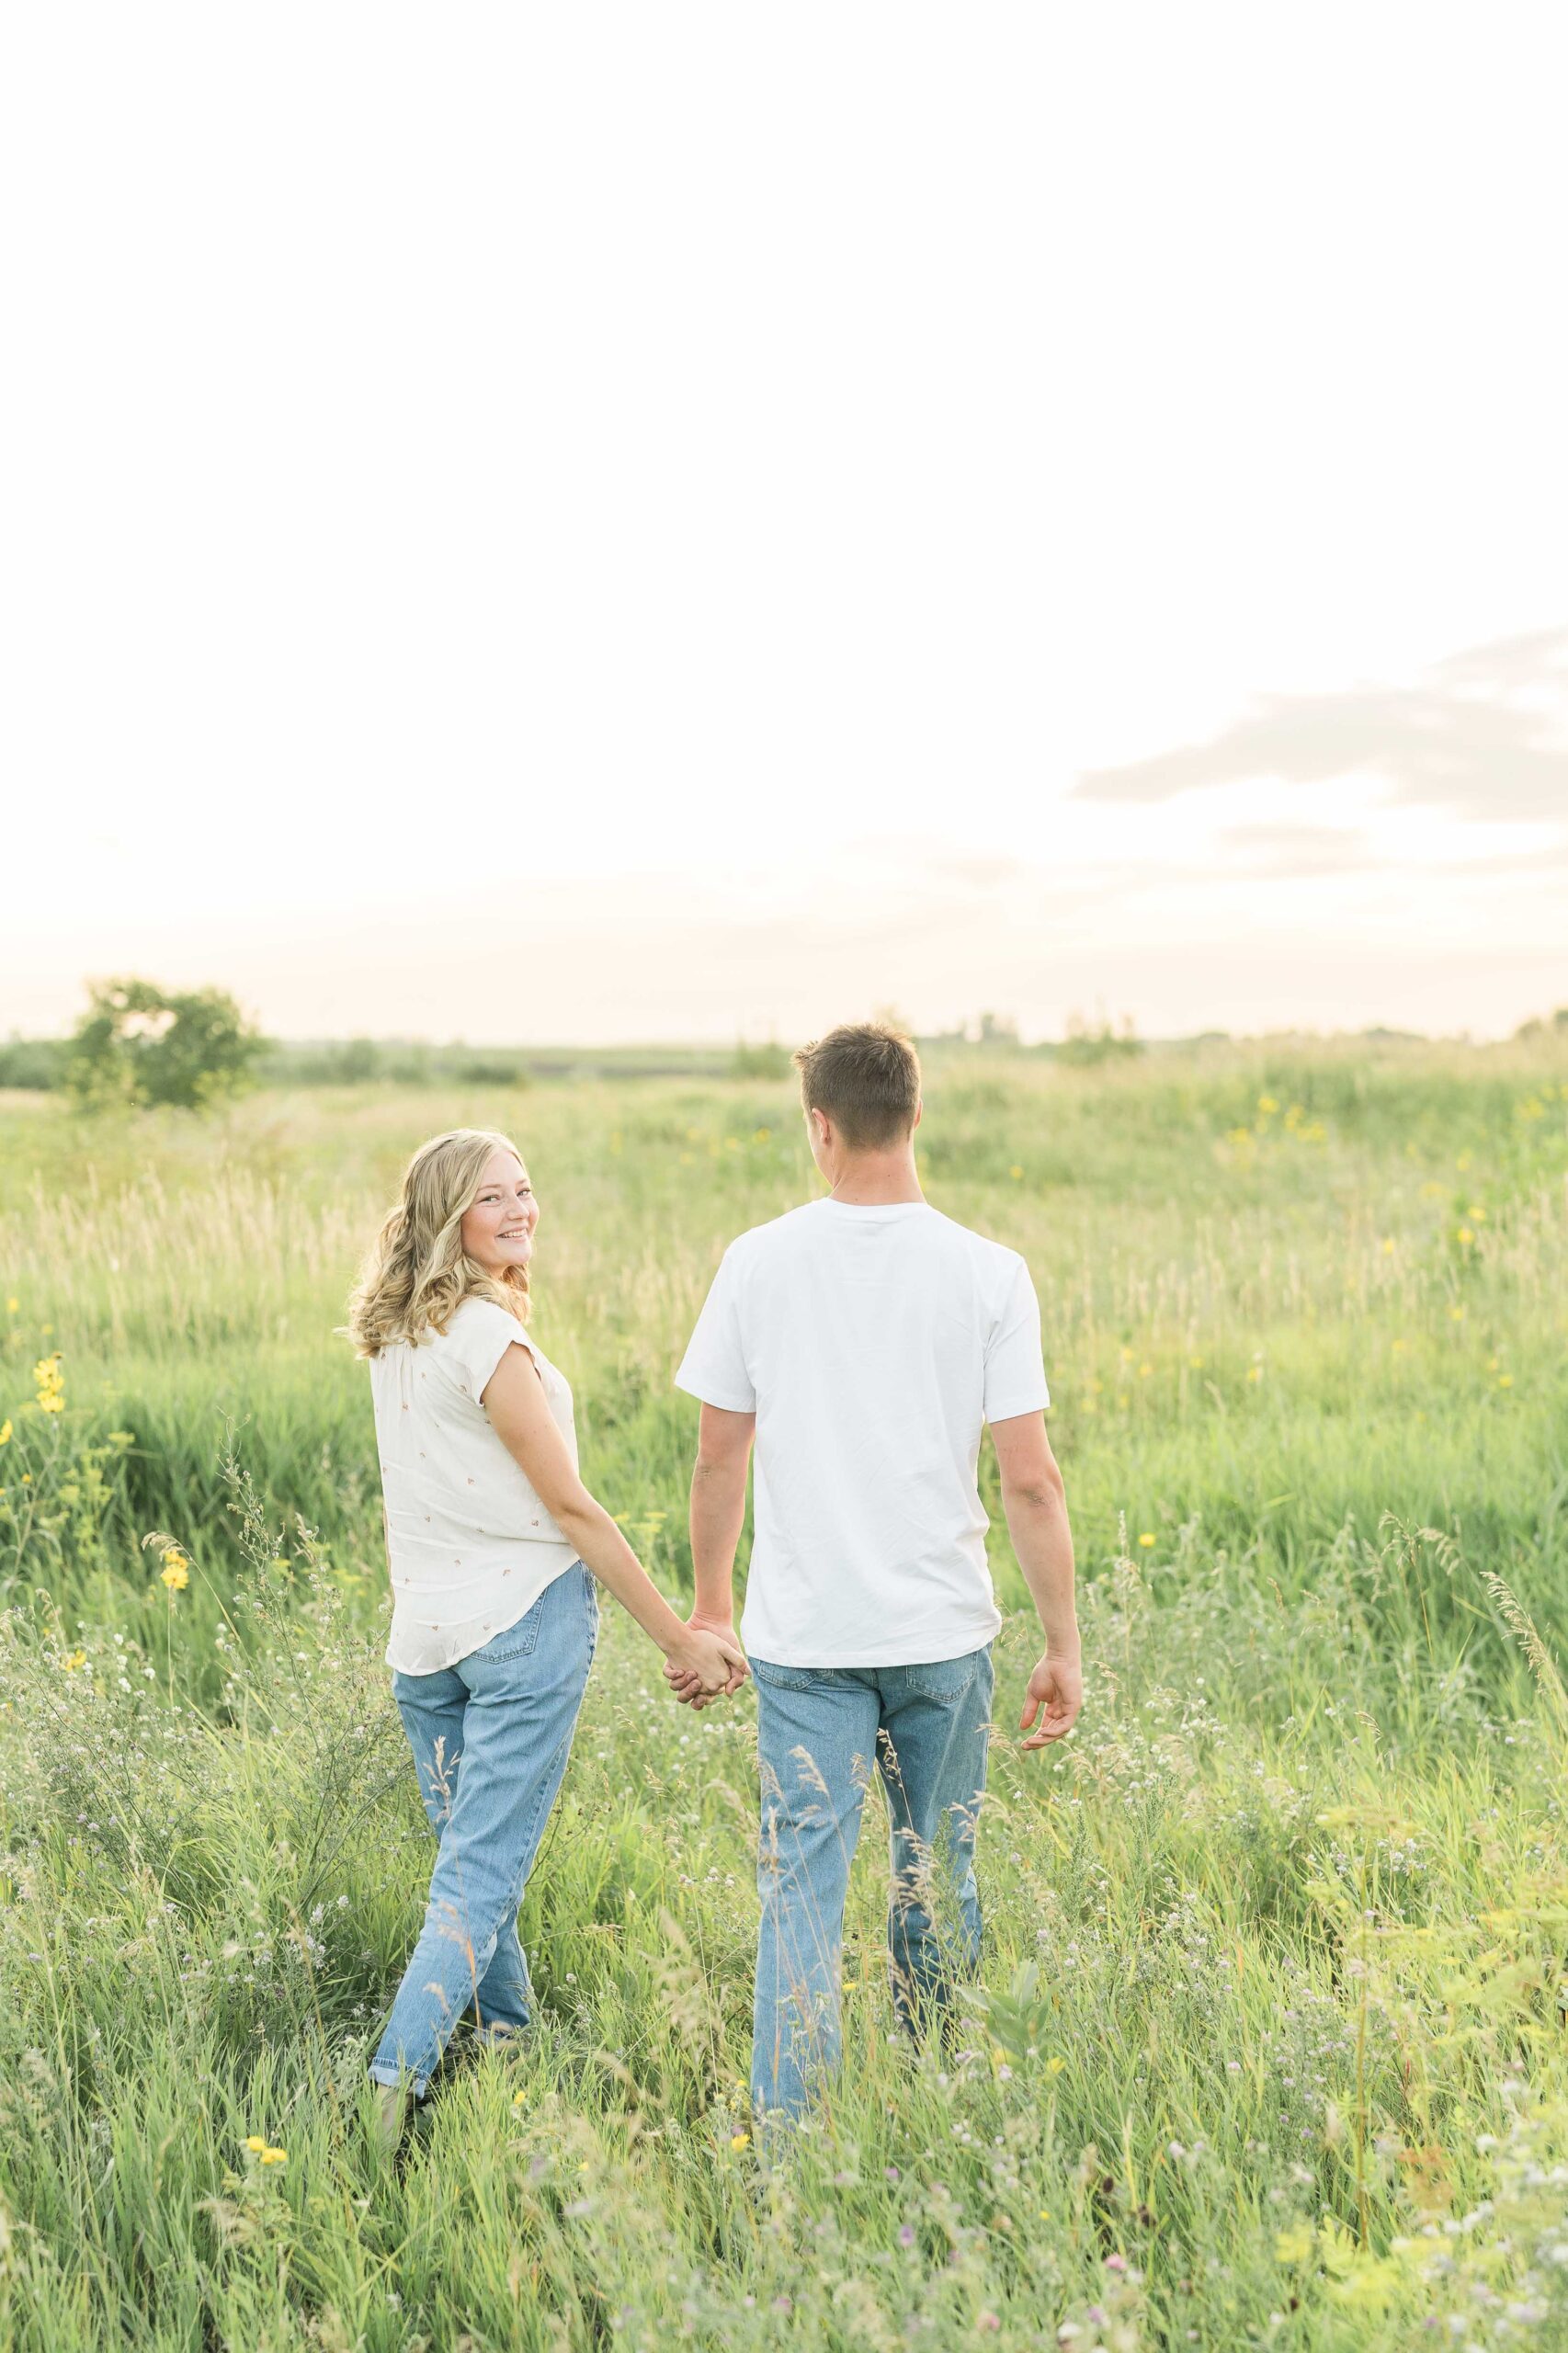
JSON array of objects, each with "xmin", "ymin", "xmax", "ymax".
[{"xmin": 2, "ymin": 1039, "xmax": 1568, "ymax": 2347}]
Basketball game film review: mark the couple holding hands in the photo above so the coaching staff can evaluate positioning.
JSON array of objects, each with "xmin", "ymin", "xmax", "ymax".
[{"xmin": 349, "ymin": 1023, "xmax": 1083, "ymax": 2154}]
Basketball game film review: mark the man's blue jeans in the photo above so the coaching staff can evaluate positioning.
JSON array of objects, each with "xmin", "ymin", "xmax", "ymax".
[
  {"xmin": 749, "ymin": 1643, "xmax": 994, "ymax": 2120},
  {"xmin": 368, "ymin": 1562, "xmax": 597, "ymax": 2101}
]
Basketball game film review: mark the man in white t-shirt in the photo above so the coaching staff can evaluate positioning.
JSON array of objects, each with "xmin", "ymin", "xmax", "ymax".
[{"xmin": 668, "ymin": 1022, "xmax": 1084, "ymax": 2121}]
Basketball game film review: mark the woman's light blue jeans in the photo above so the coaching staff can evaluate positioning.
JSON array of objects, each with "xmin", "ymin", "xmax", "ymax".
[
  {"xmin": 749, "ymin": 1643, "xmax": 994, "ymax": 2121},
  {"xmin": 369, "ymin": 1561, "xmax": 597, "ymax": 2100}
]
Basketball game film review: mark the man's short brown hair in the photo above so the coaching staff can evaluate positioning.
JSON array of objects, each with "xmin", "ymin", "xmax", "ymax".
[{"xmin": 793, "ymin": 1022, "xmax": 922, "ymax": 1151}]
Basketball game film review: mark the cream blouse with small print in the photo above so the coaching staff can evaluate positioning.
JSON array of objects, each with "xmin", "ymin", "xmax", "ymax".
[{"xmin": 369, "ymin": 1294, "xmax": 579, "ymax": 1675}]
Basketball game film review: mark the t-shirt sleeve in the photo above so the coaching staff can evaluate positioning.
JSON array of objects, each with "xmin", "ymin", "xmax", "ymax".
[
  {"xmin": 439, "ymin": 1299, "xmax": 532, "ymax": 1404},
  {"xmin": 983, "ymin": 1257, "xmax": 1051, "ymax": 1423},
  {"xmin": 674, "ymin": 1249, "xmax": 757, "ymax": 1412}
]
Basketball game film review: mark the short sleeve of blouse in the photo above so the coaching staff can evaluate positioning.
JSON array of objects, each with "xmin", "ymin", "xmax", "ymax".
[{"xmin": 436, "ymin": 1297, "xmax": 532, "ymax": 1404}]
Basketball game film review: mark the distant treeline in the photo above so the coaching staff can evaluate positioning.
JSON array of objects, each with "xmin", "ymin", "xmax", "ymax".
[
  {"xmin": 4, "ymin": 1011, "xmax": 1562, "ymax": 1098},
  {"xmin": 0, "ymin": 1019, "xmax": 1152, "ymax": 1094},
  {"xmin": 0, "ymin": 1032, "xmax": 745, "ymax": 1092}
]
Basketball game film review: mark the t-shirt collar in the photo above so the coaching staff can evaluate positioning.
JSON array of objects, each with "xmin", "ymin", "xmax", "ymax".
[{"xmin": 812, "ymin": 1196, "xmax": 931, "ymax": 1217}]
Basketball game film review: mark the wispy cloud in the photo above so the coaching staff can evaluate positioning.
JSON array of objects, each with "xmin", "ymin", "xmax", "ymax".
[
  {"xmin": 1073, "ymin": 628, "xmax": 1568, "ymax": 821},
  {"xmin": 1215, "ymin": 824, "xmax": 1377, "ymax": 880}
]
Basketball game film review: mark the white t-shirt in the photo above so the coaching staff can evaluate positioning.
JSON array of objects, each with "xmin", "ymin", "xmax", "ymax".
[
  {"xmin": 674, "ymin": 1198, "xmax": 1050, "ymax": 1666},
  {"xmin": 369, "ymin": 1294, "xmax": 580, "ymax": 1675}
]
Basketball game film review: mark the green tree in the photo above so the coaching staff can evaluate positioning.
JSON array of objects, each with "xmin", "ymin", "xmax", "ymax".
[{"xmin": 63, "ymin": 978, "xmax": 264, "ymax": 1111}]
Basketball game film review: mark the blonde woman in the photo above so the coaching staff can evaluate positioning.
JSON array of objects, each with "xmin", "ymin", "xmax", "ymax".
[{"xmin": 347, "ymin": 1127, "xmax": 746, "ymax": 2149}]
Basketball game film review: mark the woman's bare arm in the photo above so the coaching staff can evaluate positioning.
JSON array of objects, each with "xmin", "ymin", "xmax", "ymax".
[{"xmin": 481, "ymin": 1344, "xmax": 746, "ymax": 1695}]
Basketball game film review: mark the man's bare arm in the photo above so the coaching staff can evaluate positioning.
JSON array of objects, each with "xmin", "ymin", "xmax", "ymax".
[
  {"xmin": 990, "ymin": 1410, "xmax": 1083, "ymax": 1749},
  {"xmin": 690, "ymin": 1402, "xmax": 755, "ymax": 1627},
  {"xmin": 666, "ymin": 1402, "xmax": 755, "ymax": 1702}
]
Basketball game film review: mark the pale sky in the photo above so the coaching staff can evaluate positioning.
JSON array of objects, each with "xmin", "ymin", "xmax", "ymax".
[{"xmin": 4, "ymin": 5, "xmax": 1565, "ymax": 1046}]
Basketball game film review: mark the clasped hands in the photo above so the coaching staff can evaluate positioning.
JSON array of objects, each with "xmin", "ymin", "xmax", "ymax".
[
  {"xmin": 665, "ymin": 1613, "xmax": 748, "ymax": 1711},
  {"xmin": 663, "ymin": 1628, "xmax": 1083, "ymax": 1742}
]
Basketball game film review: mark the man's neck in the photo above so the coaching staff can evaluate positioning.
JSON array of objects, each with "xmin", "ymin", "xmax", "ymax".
[{"xmin": 826, "ymin": 1153, "xmax": 925, "ymax": 1207}]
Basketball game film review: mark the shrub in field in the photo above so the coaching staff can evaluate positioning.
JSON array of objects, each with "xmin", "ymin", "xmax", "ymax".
[
  {"xmin": 730, "ymin": 1041, "xmax": 793, "ymax": 1080},
  {"xmin": 0, "ymin": 1035, "xmax": 64, "ymax": 1091},
  {"xmin": 62, "ymin": 976, "xmax": 263, "ymax": 1111}
]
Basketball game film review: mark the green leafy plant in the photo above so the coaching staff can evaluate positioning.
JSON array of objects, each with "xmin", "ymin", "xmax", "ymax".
[{"xmin": 63, "ymin": 976, "xmax": 264, "ymax": 1111}]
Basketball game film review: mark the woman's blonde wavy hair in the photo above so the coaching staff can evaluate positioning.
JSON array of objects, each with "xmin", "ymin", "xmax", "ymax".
[{"xmin": 345, "ymin": 1128, "xmax": 531, "ymax": 1358}]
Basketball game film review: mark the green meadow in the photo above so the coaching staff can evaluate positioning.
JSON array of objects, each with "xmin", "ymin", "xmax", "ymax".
[{"xmin": 3, "ymin": 1035, "xmax": 1568, "ymax": 2349}]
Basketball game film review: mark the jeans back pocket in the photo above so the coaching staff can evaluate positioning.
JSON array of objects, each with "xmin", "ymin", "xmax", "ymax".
[
  {"xmin": 471, "ymin": 1589, "xmax": 548, "ymax": 1664},
  {"xmin": 902, "ymin": 1650, "xmax": 987, "ymax": 1707}
]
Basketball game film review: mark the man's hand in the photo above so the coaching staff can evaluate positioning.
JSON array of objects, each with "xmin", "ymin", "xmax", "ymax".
[
  {"xmin": 665, "ymin": 1613, "xmax": 747, "ymax": 1708},
  {"xmin": 1019, "ymin": 1651, "xmax": 1083, "ymax": 1749}
]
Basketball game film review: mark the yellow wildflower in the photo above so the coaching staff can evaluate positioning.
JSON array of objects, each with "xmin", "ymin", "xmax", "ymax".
[
  {"xmin": 1457, "ymin": 1227, "xmax": 1473, "ymax": 1246},
  {"xmin": 730, "ymin": 2131, "xmax": 750, "ymax": 2151},
  {"xmin": 1138, "ymin": 1532, "xmax": 1155, "ymax": 1549},
  {"xmin": 160, "ymin": 1550, "xmax": 190, "ymax": 1592},
  {"xmin": 1449, "ymin": 1305, "xmax": 1465, "ymax": 1321},
  {"xmin": 0, "ymin": 1420, "xmax": 11, "ymax": 1446},
  {"xmin": 33, "ymin": 1355, "xmax": 65, "ymax": 1414},
  {"xmin": 260, "ymin": 2146, "xmax": 287, "ymax": 2165},
  {"xmin": 5, "ymin": 1297, "xmax": 16, "ymax": 1313},
  {"xmin": 1137, "ymin": 1361, "xmax": 1152, "ymax": 1378},
  {"xmin": 1008, "ymin": 1165, "xmax": 1023, "ymax": 1181},
  {"xmin": 1187, "ymin": 1354, "xmax": 1204, "ymax": 1369},
  {"xmin": 63, "ymin": 1649, "xmax": 87, "ymax": 1672},
  {"xmin": 245, "ymin": 2135, "xmax": 267, "ymax": 2153},
  {"xmin": 1275, "ymin": 2224, "xmax": 1315, "ymax": 2265},
  {"xmin": 1498, "ymin": 1374, "xmax": 1514, "ymax": 1389},
  {"xmin": 1257, "ymin": 1095, "xmax": 1278, "ymax": 1115},
  {"xmin": 1044, "ymin": 2055, "xmax": 1066, "ymax": 2076},
  {"xmin": 1246, "ymin": 1364, "xmax": 1264, "ymax": 1382}
]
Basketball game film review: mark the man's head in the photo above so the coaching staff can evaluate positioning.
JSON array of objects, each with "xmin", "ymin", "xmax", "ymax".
[{"xmin": 793, "ymin": 1022, "xmax": 922, "ymax": 1163}]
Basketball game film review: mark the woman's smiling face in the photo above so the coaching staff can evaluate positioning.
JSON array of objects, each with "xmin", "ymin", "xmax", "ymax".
[{"xmin": 460, "ymin": 1146, "xmax": 539, "ymax": 1276}]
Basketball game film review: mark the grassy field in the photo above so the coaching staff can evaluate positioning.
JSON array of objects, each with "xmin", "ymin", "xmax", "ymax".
[{"xmin": 3, "ymin": 1037, "xmax": 1568, "ymax": 2349}]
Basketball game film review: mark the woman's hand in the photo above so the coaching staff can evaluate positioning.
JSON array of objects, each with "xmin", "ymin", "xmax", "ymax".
[{"xmin": 665, "ymin": 1620, "xmax": 748, "ymax": 1701}]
